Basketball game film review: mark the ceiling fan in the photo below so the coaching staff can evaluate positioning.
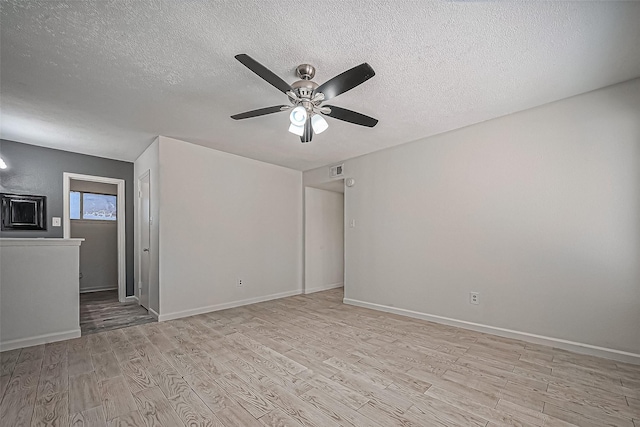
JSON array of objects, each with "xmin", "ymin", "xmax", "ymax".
[{"xmin": 231, "ymin": 54, "xmax": 378, "ymax": 143}]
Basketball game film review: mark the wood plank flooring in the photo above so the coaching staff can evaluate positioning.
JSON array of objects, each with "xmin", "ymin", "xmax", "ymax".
[
  {"xmin": 2, "ymin": 288, "xmax": 639, "ymax": 426},
  {"xmin": 80, "ymin": 290, "xmax": 156, "ymax": 335}
]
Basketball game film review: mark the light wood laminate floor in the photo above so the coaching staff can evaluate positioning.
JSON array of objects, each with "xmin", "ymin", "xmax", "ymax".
[
  {"xmin": 1, "ymin": 288, "xmax": 639, "ymax": 426},
  {"xmin": 80, "ymin": 290, "xmax": 156, "ymax": 335}
]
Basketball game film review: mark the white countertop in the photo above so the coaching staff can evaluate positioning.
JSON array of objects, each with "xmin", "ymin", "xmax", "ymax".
[{"xmin": 0, "ymin": 238, "xmax": 84, "ymax": 246}]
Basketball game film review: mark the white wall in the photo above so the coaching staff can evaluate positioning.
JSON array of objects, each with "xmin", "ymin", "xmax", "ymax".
[
  {"xmin": 134, "ymin": 138, "xmax": 160, "ymax": 314},
  {"xmin": 0, "ymin": 239, "xmax": 82, "ymax": 350},
  {"xmin": 304, "ymin": 187, "xmax": 344, "ymax": 294},
  {"xmin": 156, "ymin": 136, "xmax": 303, "ymax": 320},
  {"xmin": 304, "ymin": 78, "xmax": 640, "ymax": 361}
]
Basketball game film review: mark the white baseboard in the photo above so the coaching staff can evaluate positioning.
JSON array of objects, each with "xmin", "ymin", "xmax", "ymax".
[
  {"xmin": 304, "ymin": 282, "xmax": 344, "ymax": 295},
  {"xmin": 0, "ymin": 329, "xmax": 81, "ymax": 352},
  {"xmin": 79, "ymin": 287, "xmax": 118, "ymax": 294},
  {"xmin": 343, "ymin": 298, "xmax": 640, "ymax": 365},
  {"xmin": 158, "ymin": 289, "xmax": 303, "ymax": 322},
  {"xmin": 125, "ymin": 295, "xmax": 139, "ymax": 303},
  {"xmin": 148, "ymin": 307, "xmax": 159, "ymax": 320}
]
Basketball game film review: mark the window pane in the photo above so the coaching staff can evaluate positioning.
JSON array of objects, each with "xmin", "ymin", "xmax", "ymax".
[
  {"xmin": 82, "ymin": 193, "xmax": 116, "ymax": 221},
  {"xmin": 70, "ymin": 191, "xmax": 81, "ymax": 220}
]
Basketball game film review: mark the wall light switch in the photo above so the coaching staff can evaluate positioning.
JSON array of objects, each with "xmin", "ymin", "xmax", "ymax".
[{"xmin": 52, "ymin": 217, "xmax": 61, "ymax": 227}]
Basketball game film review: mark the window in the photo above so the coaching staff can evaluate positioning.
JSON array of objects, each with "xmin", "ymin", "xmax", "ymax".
[
  {"xmin": 70, "ymin": 191, "xmax": 81, "ymax": 219},
  {"xmin": 70, "ymin": 191, "xmax": 116, "ymax": 221}
]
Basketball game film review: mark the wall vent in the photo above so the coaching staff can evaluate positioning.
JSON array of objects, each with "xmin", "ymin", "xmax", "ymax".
[{"xmin": 330, "ymin": 164, "xmax": 344, "ymax": 178}]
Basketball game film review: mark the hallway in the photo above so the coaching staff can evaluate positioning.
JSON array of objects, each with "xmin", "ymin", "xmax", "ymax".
[{"xmin": 80, "ymin": 290, "xmax": 155, "ymax": 335}]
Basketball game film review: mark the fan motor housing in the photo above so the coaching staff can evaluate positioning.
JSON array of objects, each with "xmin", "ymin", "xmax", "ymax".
[{"xmin": 291, "ymin": 79, "xmax": 318, "ymax": 98}]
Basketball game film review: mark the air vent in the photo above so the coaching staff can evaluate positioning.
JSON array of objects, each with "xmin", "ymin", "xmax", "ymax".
[{"xmin": 330, "ymin": 164, "xmax": 344, "ymax": 178}]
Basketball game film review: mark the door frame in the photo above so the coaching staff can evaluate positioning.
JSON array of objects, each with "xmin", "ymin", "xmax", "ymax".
[
  {"xmin": 63, "ymin": 172, "xmax": 127, "ymax": 302},
  {"xmin": 137, "ymin": 169, "xmax": 151, "ymax": 308}
]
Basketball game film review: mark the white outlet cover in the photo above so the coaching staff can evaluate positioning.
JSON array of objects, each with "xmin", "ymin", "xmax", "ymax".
[
  {"xmin": 470, "ymin": 292, "xmax": 480, "ymax": 305},
  {"xmin": 52, "ymin": 217, "xmax": 61, "ymax": 227}
]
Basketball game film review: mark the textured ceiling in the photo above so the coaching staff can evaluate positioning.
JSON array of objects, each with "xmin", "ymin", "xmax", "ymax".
[{"xmin": 1, "ymin": 1, "xmax": 640, "ymax": 171}]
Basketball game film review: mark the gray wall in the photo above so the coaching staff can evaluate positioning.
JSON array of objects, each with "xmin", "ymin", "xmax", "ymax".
[
  {"xmin": 72, "ymin": 221, "xmax": 118, "ymax": 293},
  {"xmin": 0, "ymin": 139, "xmax": 135, "ymax": 296}
]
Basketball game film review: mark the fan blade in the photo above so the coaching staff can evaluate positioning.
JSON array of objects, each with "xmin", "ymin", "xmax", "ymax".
[
  {"xmin": 324, "ymin": 105, "xmax": 378, "ymax": 127},
  {"xmin": 314, "ymin": 63, "xmax": 375, "ymax": 101},
  {"xmin": 235, "ymin": 54, "xmax": 292, "ymax": 94},
  {"xmin": 231, "ymin": 105, "xmax": 289, "ymax": 120},
  {"xmin": 300, "ymin": 117, "xmax": 313, "ymax": 143}
]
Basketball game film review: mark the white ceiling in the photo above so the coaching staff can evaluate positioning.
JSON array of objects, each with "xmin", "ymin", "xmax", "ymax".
[{"xmin": 1, "ymin": 1, "xmax": 639, "ymax": 171}]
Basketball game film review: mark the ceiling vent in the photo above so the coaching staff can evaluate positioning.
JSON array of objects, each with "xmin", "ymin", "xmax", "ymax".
[{"xmin": 330, "ymin": 164, "xmax": 344, "ymax": 178}]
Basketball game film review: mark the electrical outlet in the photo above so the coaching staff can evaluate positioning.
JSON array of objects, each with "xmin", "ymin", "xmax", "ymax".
[
  {"xmin": 237, "ymin": 277, "xmax": 243, "ymax": 287},
  {"xmin": 469, "ymin": 292, "xmax": 480, "ymax": 305}
]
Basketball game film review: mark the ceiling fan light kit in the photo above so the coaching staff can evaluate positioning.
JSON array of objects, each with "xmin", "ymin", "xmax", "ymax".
[
  {"xmin": 288, "ymin": 122, "xmax": 305, "ymax": 136},
  {"xmin": 290, "ymin": 106, "xmax": 307, "ymax": 125},
  {"xmin": 311, "ymin": 114, "xmax": 329, "ymax": 134},
  {"xmin": 231, "ymin": 54, "xmax": 378, "ymax": 143}
]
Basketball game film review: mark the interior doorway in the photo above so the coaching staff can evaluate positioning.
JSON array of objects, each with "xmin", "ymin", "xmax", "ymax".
[
  {"xmin": 304, "ymin": 180, "xmax": 345, "ymax": 294},
  {"xmin": 70, "ymin": 180, "xmax": 119, "ymax": 294},
  {"xmin": 63, "ymin": 172, "xmax": 127, "ymax": 301},
  {"xmin": 63, "ymin": 172, "xmax": 155, "ymax": 335}
]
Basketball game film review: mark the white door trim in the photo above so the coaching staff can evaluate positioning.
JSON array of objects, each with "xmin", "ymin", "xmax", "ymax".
[
  {"xmin": 137, "ymin": 169, "xmax": 151, "ymax": 307},
  {"xmin": 63, "ymin": 172, "xmax": 127, "ymax": 303}
]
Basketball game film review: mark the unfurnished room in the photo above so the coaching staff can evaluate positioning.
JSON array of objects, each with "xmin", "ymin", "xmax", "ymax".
[{"xmin": 0, "ymin": 1, "xmax": 639, "ymax": 426}]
